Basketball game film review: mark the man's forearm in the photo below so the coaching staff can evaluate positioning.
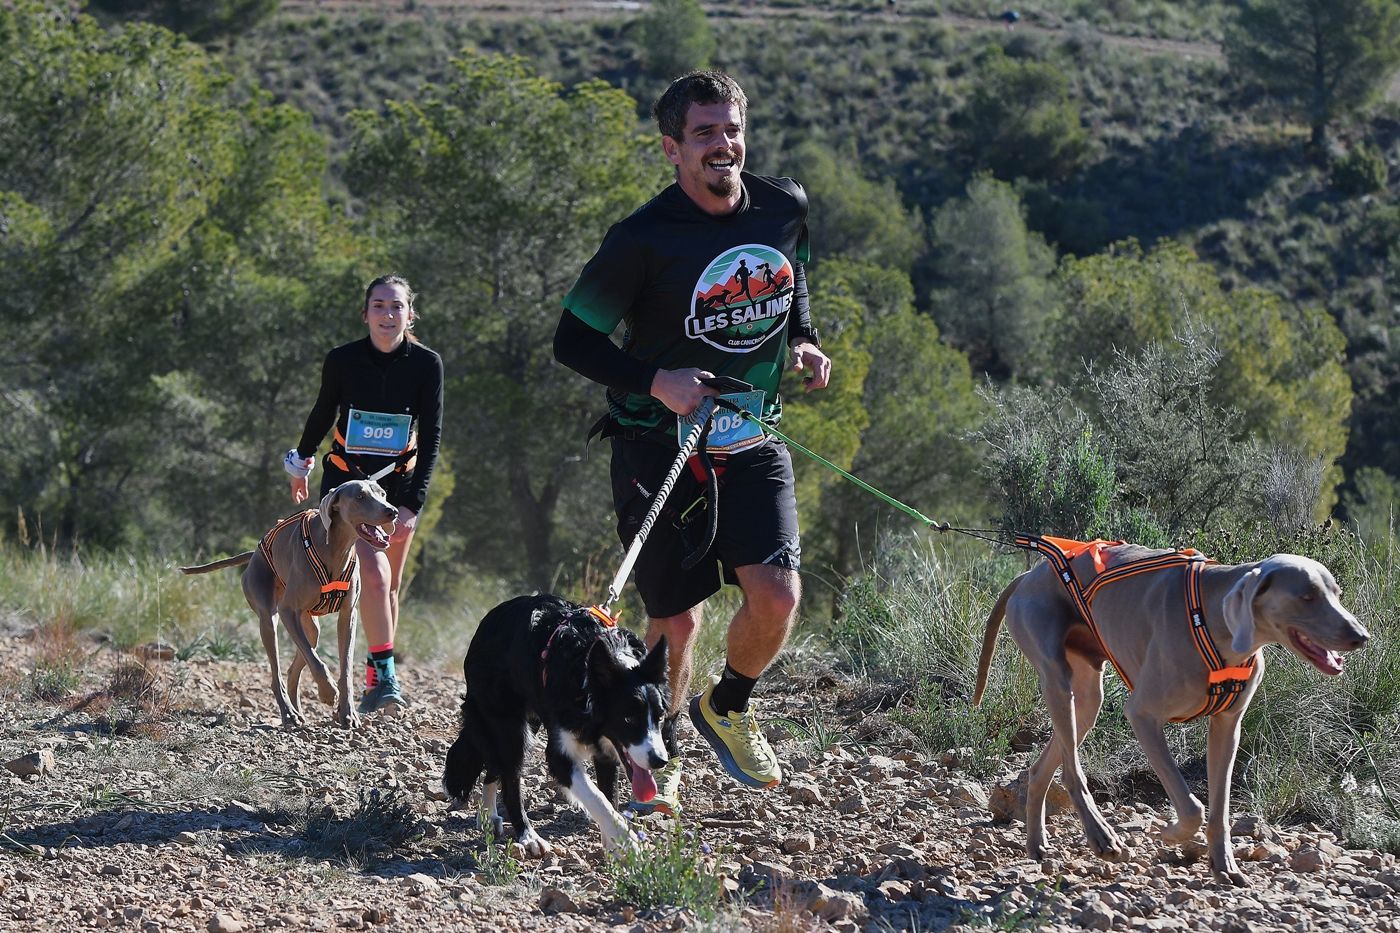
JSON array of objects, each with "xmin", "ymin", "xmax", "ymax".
[{"xmin": 552, "ymin": 310, "xmax": 658, "ymax": 395}]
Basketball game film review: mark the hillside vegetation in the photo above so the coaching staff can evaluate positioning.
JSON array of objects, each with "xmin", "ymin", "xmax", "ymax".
[{"xmin": 3, "ymin": 0, "xmax": 1400, "ymax": 887}]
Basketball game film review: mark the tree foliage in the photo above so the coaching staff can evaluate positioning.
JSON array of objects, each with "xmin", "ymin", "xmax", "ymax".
[
  {"xmin": 792, "ymin": 262, "xmax": 985, "ymax": 578},
  {"xmin": 955, "ymin": 47, "xmax": 1091, "ymax": 182},
  {"xmin": 637, "ymin": 0, "xmax": 715, "ymax": 81},
  {"xmin": 347, "ymin": 53, "xmax": 668, "ymax": 588},
  {"xmin": 1049, "ymin": 240, "xmax": 1351, "ymax": 513},
  {"xmin": 783, "ymin": 142, "xmax": 924, "ymax": 277},
  {"xmin": 980, "ymin": 330, "xmax": 1269, "ymax": 543},
  {"xmin": 1224, "ymin": 0, "xmax": 1400, "ymax": 148},
  {"xmin": 0, "ymin": 2, "xmax": 361, "ymax": 549},
  {"xmin": 927, "ymin": 176, "xmax": 1058, "ymax": 380},
  {"xmin": 89, "ymin": 0, "xmax": 280, "ymax": 42}
]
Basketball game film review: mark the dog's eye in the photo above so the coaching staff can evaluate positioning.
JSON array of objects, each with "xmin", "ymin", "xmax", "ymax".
[{"xmin": 1301, "ymin": 587, "xmax": 1318, "ymax": 601}]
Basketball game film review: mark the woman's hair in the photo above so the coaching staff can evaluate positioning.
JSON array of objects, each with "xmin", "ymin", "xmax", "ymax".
[{"xmin": 363, "ymin": 273, "xmax": 419, "ymax": 342}]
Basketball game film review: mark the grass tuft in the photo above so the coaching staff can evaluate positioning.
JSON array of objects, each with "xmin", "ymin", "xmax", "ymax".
[{"xmin": 607, "ymin": 822, "xmax": 725, "ymax": 919}]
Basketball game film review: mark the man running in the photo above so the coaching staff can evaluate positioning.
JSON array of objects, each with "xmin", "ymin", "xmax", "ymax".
[{"xmin": 553, "ymin": 71, "xmax": 831, "ymax": 814}]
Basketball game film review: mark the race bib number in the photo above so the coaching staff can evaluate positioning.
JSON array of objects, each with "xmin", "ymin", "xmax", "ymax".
[
  {"xmin": 678, "ymin": 391, "xmax": 766, "ymax": 455},
  {"xmin": 344, "ymin": 408, "xmax": 412, "ymax": 456}
]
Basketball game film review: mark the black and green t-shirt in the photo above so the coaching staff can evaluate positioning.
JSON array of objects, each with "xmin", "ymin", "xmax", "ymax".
[{"xmin": 563, "ymin": 173, "xmax": 812, "ymax": 431}]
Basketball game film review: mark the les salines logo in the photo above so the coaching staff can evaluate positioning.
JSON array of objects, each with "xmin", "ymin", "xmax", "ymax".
[{"xmin": 685, "ymin": 244, "xmax": 794, "ymax": 353}]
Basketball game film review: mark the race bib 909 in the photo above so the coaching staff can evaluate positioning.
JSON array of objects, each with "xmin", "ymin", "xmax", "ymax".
[
  {"xmin": 344, "ymin": 408, "xmax": 412, "ymax": 456},
  {"xmin": 678, "ymin": 390, "xmax": 766, "ymax": 455}
]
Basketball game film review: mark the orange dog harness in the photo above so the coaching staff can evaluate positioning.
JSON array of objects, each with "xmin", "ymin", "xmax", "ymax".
[
  {"xmin": 258, "ymin": 510, "xmax": 357, "ymax": 617},
  {"xmin": 1016, "ymin": 535, "xmax": 1258, "ymax": 722}
]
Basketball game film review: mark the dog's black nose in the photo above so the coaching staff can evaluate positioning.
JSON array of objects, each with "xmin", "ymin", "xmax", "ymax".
[{"xmin": 648, "ymin": 750, "xmax": 668, "ymax": 769}]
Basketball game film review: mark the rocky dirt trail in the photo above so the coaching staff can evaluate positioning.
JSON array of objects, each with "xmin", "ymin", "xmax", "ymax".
[{"xmin": 1, "ymin": 632, "xmax": 1398, "ymax": 931}]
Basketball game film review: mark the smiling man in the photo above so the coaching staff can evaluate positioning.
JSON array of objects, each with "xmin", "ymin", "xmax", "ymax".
[{"xmin": 553, "ymin": 72, "xmax": 831, "ymax": 816}]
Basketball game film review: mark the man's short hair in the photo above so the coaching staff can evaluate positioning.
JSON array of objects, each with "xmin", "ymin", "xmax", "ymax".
[{"xmin": 652, "ymin": 71, "xmax": 748, "ymax": 141}]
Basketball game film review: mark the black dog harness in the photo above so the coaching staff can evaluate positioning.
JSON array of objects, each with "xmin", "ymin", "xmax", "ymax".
[
  {"xmin": 1016, "ymin": 534, "xmax": 1258, "ymax": 722},
  {"xmin": 540, "ymin": 605, "xmax": 620, "ymax": 689},
  {"xmin": 258, "ymin": 511, "xmax": 357, "ymax": 617}
]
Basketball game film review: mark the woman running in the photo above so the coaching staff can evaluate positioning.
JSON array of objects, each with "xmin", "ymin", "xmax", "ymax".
[{"xmin": 284, "ymin": 274, "xmax": 444, "ymax": 715}]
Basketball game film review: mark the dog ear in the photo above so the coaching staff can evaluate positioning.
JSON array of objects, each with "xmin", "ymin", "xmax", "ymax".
[
  {"xmin": 318, "ymin": 486, "xmax": 340, "ymax": 532},
  {"xmin": 588, "ymin": 640, "xmax": 623, "ymax": 689},
  {"xmin": 1223, "ymin": 566, "xmax": 1264, "ymax": 654},
  {"xmin": 639, "ymin": 636, "xmax": 668, "ymax": 683}
]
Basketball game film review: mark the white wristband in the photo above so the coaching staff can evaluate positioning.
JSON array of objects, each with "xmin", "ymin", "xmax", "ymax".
[{"xmin": 283, "ymin": 448, "xmax": 314, "ymax": 478}]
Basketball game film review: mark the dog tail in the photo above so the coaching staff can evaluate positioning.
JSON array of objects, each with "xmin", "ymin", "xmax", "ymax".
[
  {"xmin": 179, "ymin": 552, "xmax": 255, "ymax": 575},
  {"xmin": 443, "ymin": 695, "xmax": 487, "ymax": 803},
  {"xmin": 973, "ymin": 575, "xmax": 1021, "ymax": 706}
]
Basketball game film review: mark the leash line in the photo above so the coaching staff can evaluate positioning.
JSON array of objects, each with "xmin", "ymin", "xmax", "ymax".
[
  {"xmin": 602, "ymin": 397, "xmax": 717, "ymax": 612},
  {"xmin": 717, "ymin": 401, "xmax": 1007, "ymax": 546}
]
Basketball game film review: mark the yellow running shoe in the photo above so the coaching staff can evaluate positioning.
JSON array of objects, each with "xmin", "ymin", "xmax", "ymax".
[
  {"xmin": 627, "ymin": 756, "xmax": 683, "ymax": 816},
  {"xmin": 689, "ymin": 676, "xmax": 782, "ymax": 789}
]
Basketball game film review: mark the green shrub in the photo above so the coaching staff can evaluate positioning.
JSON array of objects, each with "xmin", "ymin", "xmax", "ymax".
[
  {"xmin": 607, "ymin": 823, "xmax": 724, "ymax": 918},
  {"xmin": 1332, "ymin": 142, "xmax": 1389, "ymax": 196}
]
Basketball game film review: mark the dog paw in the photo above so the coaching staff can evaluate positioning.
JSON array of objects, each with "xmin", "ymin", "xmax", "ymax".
[
  {"xmin": 1210, "ymin": 851, "xmax": 1249, "ymax": 886},
  {"xmin": 479, "ymin": 813, "xmax": 505, "ymax": 839},
  {"xmin": 513, "ymin": 829, "xmax": 551, "ymax": 858},
  {"xmin": 334, "ymin": 706, "xmax": 360, "ymax": 730},
  {"xmin": 1160, "ymin": 819, "xmax": 1204, "ymax": 844},
  {"xmin": 317, "ymin": 681, "xmax": 339, "ymax": 707},
  {"xmin": 1086, "ymin": 826, "xmax": 1126, "ymax": 861}
]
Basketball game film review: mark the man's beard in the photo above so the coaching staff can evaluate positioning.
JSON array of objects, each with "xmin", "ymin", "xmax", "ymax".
[{"xmin": 706, "ymin": 172, "xmax": 739, "ymax": 198}]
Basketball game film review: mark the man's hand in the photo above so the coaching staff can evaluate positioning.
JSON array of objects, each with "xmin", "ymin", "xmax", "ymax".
[
  {"xmin": 789, "ymin": 341, "xmax": 831, "ymax": 391},
  {"xmin": 290, "ymin": 475, "xmax": 308, "ymax": 504},
  {"xmin": 651, "ymin": 367, "xmax": 720, "ymax": 415}
]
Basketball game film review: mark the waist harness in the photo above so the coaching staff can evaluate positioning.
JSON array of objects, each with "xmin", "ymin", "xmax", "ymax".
[
  {"xmin": 1016, "ymin": 534, "xmax": 1258, "ymax": 722},
  {"xmin": 328, "ymin": 425, "xmax": 417, "ymax": 483},
  {"xmin": 258, "ymin": 510, "xmax": 357, "ymax": 617}
]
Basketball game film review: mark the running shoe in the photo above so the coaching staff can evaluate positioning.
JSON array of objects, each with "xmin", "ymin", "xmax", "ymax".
[{"xmin": 689, "ymin": 676, "xmax": 781, "ymax": 788}]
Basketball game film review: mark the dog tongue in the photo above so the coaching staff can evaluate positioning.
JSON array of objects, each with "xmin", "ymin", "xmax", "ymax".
[{"xmin": 629, "ymin": 758, "xmax": 657, "ymax": 803}]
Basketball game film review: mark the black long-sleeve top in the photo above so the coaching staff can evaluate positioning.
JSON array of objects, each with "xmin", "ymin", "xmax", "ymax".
[{"xmin": 296, "ymin": 336, "xmax": 443, "ymax": 513}]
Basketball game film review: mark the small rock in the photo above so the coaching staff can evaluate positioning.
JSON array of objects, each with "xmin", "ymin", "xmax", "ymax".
[
  {"xmin": 807, "ymin": 883, "xmax": 867, "ymax": 923},
  {"xmin": 5, "ymin": 750, "xmax": 55, "ymax": 778},
  {"xmin": 835, "ymin": 794, "xmax": 868, "ymax": 815},
  {"xmin": 876, "ymin": 879, "xmax": 910, "ymax": 900},
  {"xmin": 786, "ymin": 782, "xmax": 825, "ymax": 806},
  {"xmin": 208, "ymin": 914, "xmax": 246, "ymax": 933},
  {"xmin": 781, "ymin": 831, "xmax": 816, "ymax": 855},
  {"xmin": 136, "ymin": 643, "xmax": 176, "ymax": 661},
  {"xmin": 538, "ymin": 886, "xmax": 578, "ymax": 915},
  {"xmin": 1291, "ymin": 848, "xmax": 1332, "ymax": 873},
  {"xmin": 174, "ymin": 831, "xmax": 200, "ymax": 846},
  {"xmin": 1075, "ymin": 903, "xmax": 1116, "ymax": 931},
  {"xmin": 944, "ymin": 780, "xmax": 989, "ymax": 809},
  {"xmin": 402, "ymin": 873, "xmax": 438, "ymax": 896}
]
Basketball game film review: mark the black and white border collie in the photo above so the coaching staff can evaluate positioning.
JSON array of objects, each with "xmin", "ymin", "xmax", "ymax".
[{"xmin": 442, "ymin": 594, "xmax": 670, "ymax": 854}]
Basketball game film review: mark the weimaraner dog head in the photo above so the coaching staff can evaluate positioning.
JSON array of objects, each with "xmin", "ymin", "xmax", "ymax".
[
  {"xmin": 1222, "ymin": 555, "xmax": 1369, "ymax": 671},
  {"xmin": 318, "ymin": 480, "xmax": 399, "ymax": 550}
]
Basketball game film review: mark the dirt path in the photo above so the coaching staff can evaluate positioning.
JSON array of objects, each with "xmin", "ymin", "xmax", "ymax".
[{"xmin": 1, "ymin": 636, "xmax": 1398, "ymax": 931}]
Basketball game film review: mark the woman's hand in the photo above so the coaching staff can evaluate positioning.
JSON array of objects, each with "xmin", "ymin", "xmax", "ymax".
[
  {"xmin": 392, "ymin": 506, "xmax": 418, "ymax": 542},
  {"xmin": 290, "ymin": 475, "xmax": 308, "ymax": 504}
]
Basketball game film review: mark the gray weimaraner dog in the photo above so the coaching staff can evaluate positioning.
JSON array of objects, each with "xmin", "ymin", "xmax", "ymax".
[
  {"xmin": 974, "ymin": 543, "xmax": 1369, "ymax": 885},
  {"xmin": 180, "ymin": 480, "xmax": 398, "ymax": 729}
]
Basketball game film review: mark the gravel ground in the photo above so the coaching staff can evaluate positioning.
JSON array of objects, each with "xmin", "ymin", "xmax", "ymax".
[{"xmin": 1, "ymin": 632, "xmax": 1398, "ymax": 932}]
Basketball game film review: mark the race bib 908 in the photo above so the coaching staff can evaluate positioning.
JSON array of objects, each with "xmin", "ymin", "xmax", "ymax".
[
  {"xmin": 678, "ymin": 390, "xmax": 766, "ymax": 455},
  {"xmin": 344, "ymin": 408, "xmax": 412, "ymax": 456}
]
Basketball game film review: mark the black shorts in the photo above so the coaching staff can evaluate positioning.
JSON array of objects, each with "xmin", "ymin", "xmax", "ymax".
[
  {"xmin": 320, "ymin": 463, "xmax": 417, "ymax": 510},
  {"xmin": 610, "ymin": 436, "xmax": 801, "ymax": 619}
]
